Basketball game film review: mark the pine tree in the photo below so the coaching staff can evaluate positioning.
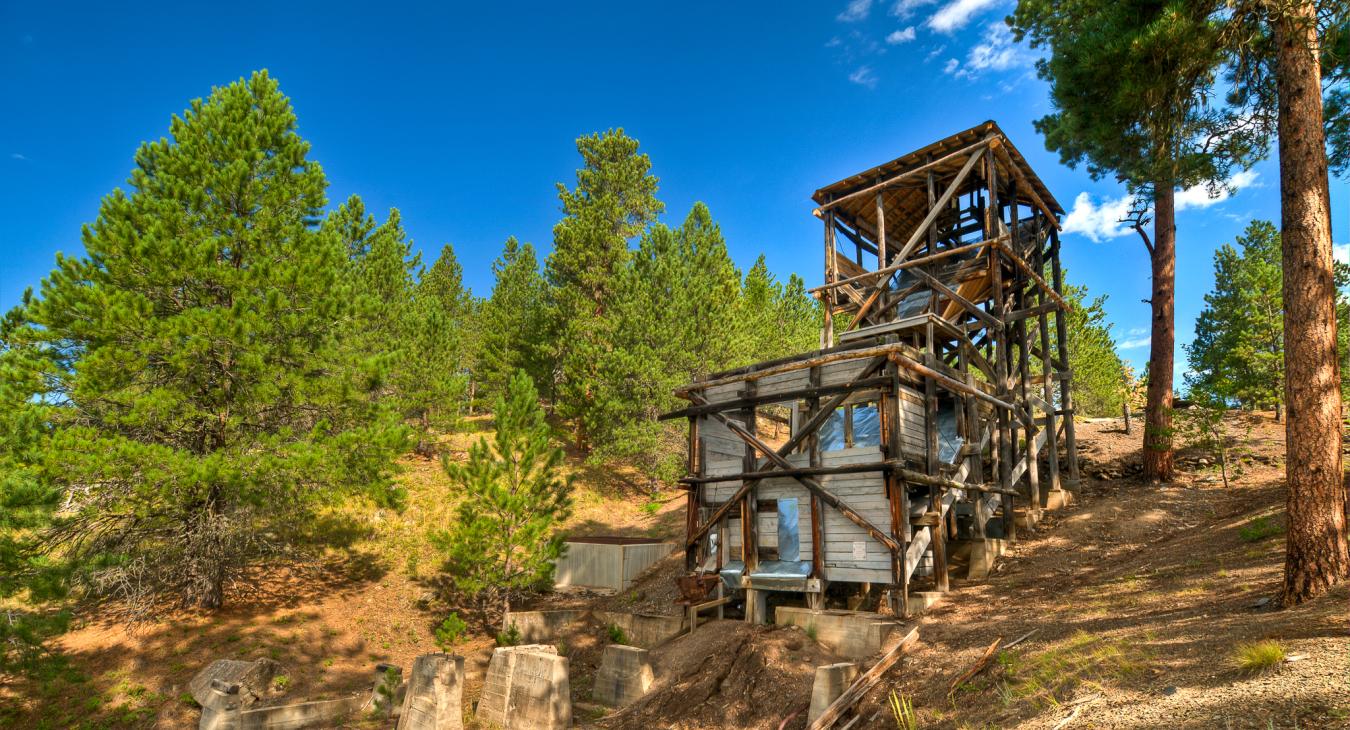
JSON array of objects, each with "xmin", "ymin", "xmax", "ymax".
[
  {"xmin": 675, "ymin": 203, "xmax": 742, "ymax": 379},
  {"xmin": 738, "ymin": 256, "xmax": 781, "ymax": 363},
  {"xmin": 0, "ymin": 321, "xmax": 69, "ymax": 674},
  {"xmin": 432, "ymin": 371, "xmax": 572, "ymax": 627},
  {"xmin": 1010, "ymin": 0, "xmax": 1265, "ymax": 482},
  {"xmin": 1187, "ymin": 221, "xmax": 1285, "ymax": 416},
  {"xmin": 3, "ymin": 72, "xmax": 407, "ymax": 612},
  {"xmin": 546, "ymin": 129, "xmax": 663, "ymax": 451},
  {"xmin": 406, "ymin": 244, "xmax": 474, "ymax": 438},
  {"xmin": 478, "ymin": 238, "xmax": 550, "ymax": 403},
  {"xmin": 1061, "ymin": 283, "xmax": 1130, "ymax": 417}
]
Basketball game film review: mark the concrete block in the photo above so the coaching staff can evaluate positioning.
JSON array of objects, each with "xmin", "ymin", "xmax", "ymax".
[
  {"xmin": 965, "ymin": 538, "xmax": 1008, "ymax": 580},
  {"xmin": 807, "ymin": 663, "xmax": 859, "ymax": 725},
  {"xmin": 503, "ymin": 610, "xmax": 589, "ymax": 643},
  {"xmin": 591, "ymin": 611, "xmax": 686, "ymax": 649},
  {"xmin": 908, "ymin": 591, "xmax": 945, "ymax": 615},
  {"xmin": 476, "ymin": 645, "xmax": 571, "ymax": 730},
  {"xmin": 191, "ymin": 658, "xmax": 283, "ymax": 708},
  {"xmin": 397, "ymin": 654, "xmax": 463, "ymax": 730},
  {"xmin": 774, "ymin": 607, "xmax": 903, "ymax": 659},
  {"xmin": 592, "ymin": 645, "xmax": 653, "ymax": 707},
  {"xmin": 1043, "ymin": 489, "xmax": 1072, "ymax": 510}
]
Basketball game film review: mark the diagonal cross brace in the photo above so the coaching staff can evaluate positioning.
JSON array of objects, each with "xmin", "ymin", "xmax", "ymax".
[
  {"xmin": 684, "ymin": 357, "xmax": 889, "ymax": 549},
  {"xmin": 688, "ymin": 393, "xmax": 902, "ymax": 555}
]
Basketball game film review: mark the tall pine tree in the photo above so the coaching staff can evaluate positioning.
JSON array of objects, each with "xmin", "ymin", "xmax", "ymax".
[
  {"xmin": 479, "ymin": 238, "xmax": 550, "ymax": 403},
  {"xmin": 546, "ymin": 129, "xmax": 662, "ymax": 451},
  {"xmin": 4, "ymin": 72, "xmax": 407, "ymax": 612}
]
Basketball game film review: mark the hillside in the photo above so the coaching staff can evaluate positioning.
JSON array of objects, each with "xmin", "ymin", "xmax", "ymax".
[{"xmin": 1, "ymin": 414, "xmax": 1345, "ymax": 729}]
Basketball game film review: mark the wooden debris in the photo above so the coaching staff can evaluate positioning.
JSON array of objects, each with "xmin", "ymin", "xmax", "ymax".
[
  {"xmin": 807, "ymin": 627, "xmax": 919, "ymax": 730},
  {"xmin": 947, "ymin": 637, "xmax": 1002, "ymax": 696},
  {"xmin": 1003, "ymin": 628, "xmax": 1039, "ymax": 650}
]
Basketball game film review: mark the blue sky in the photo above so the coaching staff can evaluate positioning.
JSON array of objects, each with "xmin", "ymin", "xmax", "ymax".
[{"xmin": 2, "ymin": 0, "xmax": 1346, "ymax": 379}]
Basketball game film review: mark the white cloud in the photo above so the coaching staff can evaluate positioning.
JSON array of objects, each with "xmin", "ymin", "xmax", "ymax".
[
  {"xmin": 943, "ymin": 58, "xmax": 960, "ymax": 74},
  {"xmin": 1174, "ymin": 170, "xmax": 1261, "ymax": 211},
  {"xmin": 1335, "ymin": 243, "xmax": 1349, "ymax": 265},
  {"xmin": 924, "ymin": 44, "xmax": 946, "ymax": 62},
  {"xmin": 838, "ymin": 0, "xmax": 873, "ymax": 22},
  {"xmin": 1118, "ymin": 336, "xmax": 1151, "ymax": 350},
  {"xmin": 9, "ymin": 152, "xmax": 26, "ymax": 161},
  {"xmin": 946, "ymin": 22, "xmax": 1031, "ymax": 79},
  {"xmin": 1063, "ymin": 171, "xmax": 1262, "ymax": 243},
  {"xmin": 1126, "ymin": 327, "xmax": 1147, "ymax": 337},
  {"xmin": 886, "ymin": 26, "xmax": 917, "ymax": 44},
  {"xmin": 927, "ymin": 0, "xmax": 1001, "ymax": 33},
  {"xmin": 1061, "ymin": 191, "xmax": 1136, "ymax": 243},
  {"xmin": 891, "ymin": 0, "xmax": 938, "ymax": 17},
  {"xmin": 849, "ymin": 65, "xmax": 879, "ymax": 88}
]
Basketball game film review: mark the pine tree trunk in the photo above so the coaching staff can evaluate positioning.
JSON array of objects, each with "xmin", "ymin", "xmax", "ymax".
[
  {"xmin": 1274, "ymin": 0, "xmax": 1350, "ymax": 606},
  {"xmin": 1143, "ymin": 185, "xmax": 1176, "ymax": 482},
  {"xmin": 1275, "ymin": 400, "xmax": 1284, "ymax": 423}
]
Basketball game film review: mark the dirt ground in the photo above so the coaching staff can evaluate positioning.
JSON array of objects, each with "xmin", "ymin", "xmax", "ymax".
[{"xmin": 2, "ymin": 414, "xmax": 1346, "ymax": 729}]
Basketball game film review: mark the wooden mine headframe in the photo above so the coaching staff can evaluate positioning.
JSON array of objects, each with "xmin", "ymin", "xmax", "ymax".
[{"xmin": 665, "ymin": 121, "xmax": 1080, "ymax": 619}]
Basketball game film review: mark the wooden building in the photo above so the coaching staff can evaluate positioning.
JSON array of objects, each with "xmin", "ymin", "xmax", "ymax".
[{"xmin": 666, "ymin": 121, "xmax": 1080, "ymax": 619}]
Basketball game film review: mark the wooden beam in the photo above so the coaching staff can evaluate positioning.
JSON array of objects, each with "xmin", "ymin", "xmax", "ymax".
[
  {"xmin": 809, "ymin": 234, "xmax": 1004, "ymax": 294},
  {"xmin": 676, "ymin": 343, "xmax": 903, "ymax": 395},
  {"xmin": 659, "ymin": 376, "xmax": 891, "ymax": 421},
  {"xmin": 907, "ymin": 267, "xmax": 1000, "ymax": 329},
  {"xmin": 991, "ymin": 237, "xmax": 1067, "ymax": 310},
  {"xmin": 691, "ymin": 394, "xmax": 902, "ymax": 555},
  {"xmin": 812, "ymin": 135, "xmax": 990, "ymax": 213},
  {"xmin": 680, "ymin": 460, "xmax": 900, "ymax": 485},
  {"xmin": 807, "ymin": 628, "xmax": 920, "ymax": 730},
  {"xmin": 845, "ymin": 148, "xmax": 989, "ymax": 330}
]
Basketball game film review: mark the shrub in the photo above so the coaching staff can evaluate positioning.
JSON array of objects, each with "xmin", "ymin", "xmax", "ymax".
[
  {"xmin": 495, "ymin": 623, "xmax": 522, "ymax": 647},
  {"xmin": 1238, "ymin": 516, "xmax": 1283, "ymax": 543},
  {"xmin": 434, "ymin": 613, "xmax": 468, "ymax": 652},
  {"xmin": 1234, "ymin": 640, "xmax": 1285, "ymax": 674},
  {"xmin": 606, "ymin": 623, "xmax": 628, "ymax": 645},
  {"xmin": 888, "ymin": 690, "xmax": 918, "ymax": 730}
]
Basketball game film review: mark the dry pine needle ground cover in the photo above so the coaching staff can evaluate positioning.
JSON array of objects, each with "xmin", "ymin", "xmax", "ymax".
[{"xmin": 1, "ymin": 414, "xmax": 1346, "ymax": 729}]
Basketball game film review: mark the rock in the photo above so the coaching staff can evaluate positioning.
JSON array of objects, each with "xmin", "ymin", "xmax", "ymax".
[
  {"xmin": 189, "ymin": 658, "xmax": 284, "ymax": 708},
  {"xmin": 1162, "ymin": 685, "xmax": 1177, "ymax": 696},
  {"xmin": 808, "ymin": 663, "xmax": 859, "ymax": 725},
  {"xmin": 1251, "ymin": 596, "xmax": 1273, "ymax": 609}
]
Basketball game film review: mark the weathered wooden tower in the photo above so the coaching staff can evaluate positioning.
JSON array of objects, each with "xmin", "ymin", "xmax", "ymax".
[{"xmin": 667, "ymin": 121, "xmax": 1080, "ymax": 619}]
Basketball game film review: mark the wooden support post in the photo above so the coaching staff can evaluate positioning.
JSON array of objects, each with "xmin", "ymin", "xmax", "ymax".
[
  {"xmin": 876, "ymin": 191, "xmax": 887, "ymax": 267},
  {"xmin": 1034, "ymin": 213, "xmax": 1062, "ymax": 493},
  {"xmin": 925, "ymin": 320, "xmax": 949, "ymax": 592},
  {"xmin": 824, "ymin": 207, "xmax": 836, "ymax": 348},
  {"xmin": 1011, "ymin": 181, "xmax": 1042, "ymax": 522},
  {"xmin": 987, "ymin": 159, "xmax": 1016, "ymax": 542},
  {"xmin": 1050, "ymin": 228, "xmax": 1081, "ymax": 484},
  {"xmin": 686, "ymin": 417, "xmax": 701, "ymax": 571},
  {"xmin": 808, "ymin": 366, "xmax": 825, "ymax": 585}
]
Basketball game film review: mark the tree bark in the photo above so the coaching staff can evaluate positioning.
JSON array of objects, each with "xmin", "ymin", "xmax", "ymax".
[
  {"xmin": 1274, "ymin": 0, "xmax": 1349, "ymax": 606},
  {"xmin": 1143, "ymin": 185, "xmax": 1176, "ymax": 482}
]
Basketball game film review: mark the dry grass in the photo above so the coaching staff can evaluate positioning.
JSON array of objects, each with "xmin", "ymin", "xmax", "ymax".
[{"xmin": 1234, "ymin": 640, "xmax": 1286, "ymax": 675}]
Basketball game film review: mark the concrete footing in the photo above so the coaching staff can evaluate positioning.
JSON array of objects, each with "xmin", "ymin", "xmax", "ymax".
[
  {"xmin": 592, "ymin": 645, "xmax": 654, "ymax": 707},
  {"xmin": 965, "ymin": 538, "xmax": 1008, "ymax": 580},
  {"xmin": 397, "ymin": 654, "xmax": 463, "ymax": 730},
  {"xmin": 807, "ymin": 662, "xmax": 859, "ymax": 725},
  {"xmin": 476, "ymin": 645, "xmax": 571, "ymax": 730},
  {"xmin": 774, "ymin": 607, "xmax": 903, "ymax": 659},
  {"xmin": 505, "ymin": 609, "xmax": 685, "ymax": 649}
]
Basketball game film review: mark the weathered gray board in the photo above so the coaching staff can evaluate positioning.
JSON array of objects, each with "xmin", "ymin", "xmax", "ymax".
[{"xmin": 554, "ymin": 541, "xmax": 677, "ymax": 591}]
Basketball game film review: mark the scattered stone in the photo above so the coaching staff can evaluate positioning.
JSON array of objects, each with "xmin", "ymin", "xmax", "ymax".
[
  {"xmin": 592, "ymin": 645, "xmax": 654, "ymax": 707},
  {"xmin": 1162, "ymin": 685, "xmax": 1177, "ymax": 696},
  {"xmin": 398, "ymin": 653, "xmax": 463, "ymax": 730},
  {"xmin": 1252, "ymin": 596, "xmax": 1273, "ymax": 609}
]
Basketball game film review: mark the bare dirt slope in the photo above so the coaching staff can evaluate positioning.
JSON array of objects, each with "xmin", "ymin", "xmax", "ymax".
[
  {"xmin": 849, "ymin": 414, "xmax": 1349, "ymax": 729},
  {"xmin": 2, "ymin": 414, "xmax": 1345, "ymax": 729}
]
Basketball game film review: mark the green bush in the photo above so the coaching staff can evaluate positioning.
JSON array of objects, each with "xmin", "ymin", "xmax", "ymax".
[
  {"xmin": 495, "ymin": 623, "xmax": 522, "ymax": 647},
  {"xmin": 1238, "ymin": 516, "xmax": 1283, "ymax": 543},
  {"xmin": 434, "ymin": 613, "xmax": 468, "ymax": 652},
  {"xmin": 606, "ymin": 623, "xmax": 628, "ymax": 645}
]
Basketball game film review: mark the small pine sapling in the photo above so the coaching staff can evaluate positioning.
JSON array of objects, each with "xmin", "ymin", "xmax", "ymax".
[
  {"xmin": 434, "ymin": 613, "xmax": 467, "ymax": 652},
  {"xmin": 433, "ymin": 370, "xmax": 573, "ymax": 631}
]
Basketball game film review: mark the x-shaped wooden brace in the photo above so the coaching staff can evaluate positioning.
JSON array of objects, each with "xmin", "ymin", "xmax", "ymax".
[{"xmin": 684, "ymin": 355, "xmax": 901, "ymax": 556}]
